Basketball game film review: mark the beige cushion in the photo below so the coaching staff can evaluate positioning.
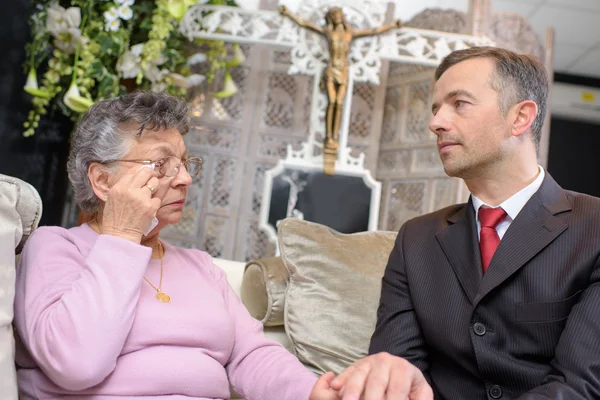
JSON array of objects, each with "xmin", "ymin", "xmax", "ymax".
[
  {"xmin": 242, "ymin": 257, "xmax": 287, "ymax": 326},
  {"xmin": 278, "ymin": 218, "xmax": 396, "ymax": 375},
  {"xmin": 0, "ymin": 174, "xmax": 42, "ymax": 400}
]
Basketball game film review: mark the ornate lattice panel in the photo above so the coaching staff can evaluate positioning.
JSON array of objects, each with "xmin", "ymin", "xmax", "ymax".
[
  {"xmin": 377, "ymin": 149, "xmax": 411, "ymax": 176},
  {"xmin": 263, "ymin": 73, "xmax": 297, "ymax": 129},
  {"xmin": 258, "ymin": 136, "xmax": 305, "ymax": 158},
  {"xmin": 431, "ymin": 177, "xmax": 457, "ymax": 211},
  {"xmin": 385, "ymin": 180, "xmax": 427, "ymax": 231},
  {"xmin": 243, "ymin": 220, "xmax": 276, "ymax": 261},
  {"xmin": 349, "ymin": 83, "xmax": 376, "ymax": 140},
  {"xmin": 404, "ymin": 80, "xmax": 433, "ymax": 144},
  {"xmin": 388, "ymin": 63, "xmax": 431, "ymax": 80},
  {"xmin": 272, "ymin": 50, "xmax": 292, "ymax": 65},
  {"xmin": 380, "ymin": 87, "xmax": 401, "ymax": 145},
  {"xmin": 202, "ymin": 215, "xmax": 229, "ymax": 258},
  {"xmin": 187, "ymin": 124, "xmax": 240, "ymax": 152},
  {"xmin": 251, "ymin": 163, "xmax": 276, "ymax": 216},
  {"xmin": 161, "ymin": 180, "xmax": 202, "ymax": 239},
  {"xmin": 210, "ymin": 66, "xmax": 249, "ymax": 122},
  {"xmin": 412, "ymin": 147, "xmax": 444, "ymax": 173},
  {"xmin": 208, "ymin": 157, "xmax": 236, "ymax": 211}
]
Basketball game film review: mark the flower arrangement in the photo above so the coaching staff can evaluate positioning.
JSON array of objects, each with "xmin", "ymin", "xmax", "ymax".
[{"xmin": 23, "ymin": 0, "xmax": 244, "ymax": 136}]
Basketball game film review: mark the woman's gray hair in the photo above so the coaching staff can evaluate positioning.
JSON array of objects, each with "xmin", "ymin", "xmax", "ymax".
[{"xmin": 67, "ymin": 91, "xmax": 190, "ymax": 215}]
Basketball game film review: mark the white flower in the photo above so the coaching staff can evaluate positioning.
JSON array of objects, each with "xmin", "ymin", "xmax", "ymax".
[
  {"xmin": 145, "ymin": 66, "xmax": 168, "ymax": 83},
  {"xmin": 186, "ymin": 74, "xmax": 206, "ymax": 86},
  {"xmin": 117, "ymin": 49, "xmax": 141, "ymax": 79},
  {"xmin": 151, "ymin": 81, "xmax": 167, "ymax": 92},
  {"xmin": 130, "ymin": 43, "xmax": 144, "ymax": 56},
  {"xmin": 106, "ymin": 18, "xmax": 121, "ymax": 32},
  {"xmin": 54, "ymin": 27, "xmax": 86, "ymax": 54},
  {"xmin": 63, "ymin": 7, "xmax": 82, "ymax": 28},
  {"xmin": 187, "ymin": 52, "xmax": 207, "ymax": 65},
  {"xmin": 169, "ymin": 73, "xmax": 206, "ymax": 88},
  {"xmin": 117, "ymin": 4, "xmax": 133, "ymax": 21},
  {"xmin": 47, "ymin": 7, "xmax": 66, "ymax": 35},
  {"xmin": 115, "ymin": 0, "xmax": 135, "ymax": 5},
  {"xmin": 104, "ymin": 7, "xmax": 118, "ymax": 23},
  {"xmin": 47, "ymin": 6, "xmax": 81, "ymax": 37}
]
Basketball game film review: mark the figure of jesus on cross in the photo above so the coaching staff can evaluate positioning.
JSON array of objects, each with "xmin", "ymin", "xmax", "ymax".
[{"xmin": 279, "ymin": 5, "xmax": 402, "ymax": 174}]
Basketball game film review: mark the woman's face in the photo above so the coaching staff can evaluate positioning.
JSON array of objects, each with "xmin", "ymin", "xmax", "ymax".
[{"xmin": 110, "ymin": 127, "xmax": 193, "ymax": 228}]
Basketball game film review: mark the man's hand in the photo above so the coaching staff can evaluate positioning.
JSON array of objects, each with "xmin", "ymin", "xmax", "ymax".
[
  {"xmin": 279, "ymin": 5, "xmax": 289, "ymax": 16},
  {"xmin": 329, "ymin": 352, "xmax": 433, "ymax": 400}
]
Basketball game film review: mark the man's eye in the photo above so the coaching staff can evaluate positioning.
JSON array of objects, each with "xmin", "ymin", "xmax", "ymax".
[{"xmin": 455, "ymin": 100, "xmax": 465, "ymax": 108}]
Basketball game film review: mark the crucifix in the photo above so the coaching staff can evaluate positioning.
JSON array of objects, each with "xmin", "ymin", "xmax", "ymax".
[{"xmin": 279, "ymin": 5, "xmax": 401, "ymax": 174}]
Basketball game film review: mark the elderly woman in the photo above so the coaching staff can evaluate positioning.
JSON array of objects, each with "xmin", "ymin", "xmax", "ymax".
[{"xmin": 13, "ymin": 91, "xmax": 340, "ymax": 399}]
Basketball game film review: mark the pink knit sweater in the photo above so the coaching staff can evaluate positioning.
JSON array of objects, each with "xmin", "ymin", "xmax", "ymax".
[{"xmin": 14, "ymin": 224, "xmax": 316, "ymax": 399}]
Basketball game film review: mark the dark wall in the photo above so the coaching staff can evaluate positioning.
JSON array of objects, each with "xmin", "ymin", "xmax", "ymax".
[
  {"xmin": 0, "ymin": 0, "xmax": 71, "ymax": 226},
  {"xmin": 547, "ymin": 74, "xmax": 600, "ymax": 199},
  {"xmin": 547, "ymin": 117, "xmax": 600, "ymax": 198}
]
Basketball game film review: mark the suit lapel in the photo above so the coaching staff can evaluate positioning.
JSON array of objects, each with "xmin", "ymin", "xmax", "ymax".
[
  {"xmin": 436, "ymin": 201, "xmax": 482, "ymax": 304},
  {"xmin": 474, "ymin": 174, "xmax": 571, "ymax": 307}
]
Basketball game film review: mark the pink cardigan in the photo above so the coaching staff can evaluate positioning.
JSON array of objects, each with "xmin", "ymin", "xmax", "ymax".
[{"xmin": 14, "ymin": 224, "xmax": 316, "ymax": 399}]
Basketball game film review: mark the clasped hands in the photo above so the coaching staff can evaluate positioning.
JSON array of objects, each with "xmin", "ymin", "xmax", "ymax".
[{"xmin": 309, "ymin": 353, "xmax": 433, "ymax": 400}]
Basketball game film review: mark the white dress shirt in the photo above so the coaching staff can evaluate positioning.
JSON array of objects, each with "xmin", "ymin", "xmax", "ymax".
[{"xmin": 472, "ymin": 166, "xmax": 545, "ymax": 240}]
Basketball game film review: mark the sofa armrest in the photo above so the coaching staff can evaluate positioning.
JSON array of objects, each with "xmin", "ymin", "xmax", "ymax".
[
  {"xmin": 0, "ymin": 174, "xmax": 43, "ymax": 400},
  {"xmin": 242, "ymin": 257, "xmax": 288, "ymax": 327}
]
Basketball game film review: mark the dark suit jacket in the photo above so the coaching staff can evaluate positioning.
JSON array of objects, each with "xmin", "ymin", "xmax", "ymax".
[{"xmin": 369, "ymin": 174, "xmax": 600, "ymax": 399}]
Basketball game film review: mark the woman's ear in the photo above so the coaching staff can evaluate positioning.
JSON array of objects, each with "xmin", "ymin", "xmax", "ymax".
[
  {"xmin": 511, "ymin": 99, "xmax": 538, "ymax": 138},
  {"xmin": 88, "ymin": 163, "xmax": 112, "ymax": 200}
]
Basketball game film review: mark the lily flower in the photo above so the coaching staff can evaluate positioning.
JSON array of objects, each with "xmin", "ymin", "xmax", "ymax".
[
  {"xmin": 212, "ymin": 71, "xmax": 238, "ymax": 98},
  {"xmin": 225, "ymin": 43, "xmax": 245, "ymax": 68},
  {"xmin": 63, "ymin": 81, "xmax": 94, "ymax": 113},
  {"xmin": 24, "ymin": 68, "xmax": 51, "ymax": 99}
]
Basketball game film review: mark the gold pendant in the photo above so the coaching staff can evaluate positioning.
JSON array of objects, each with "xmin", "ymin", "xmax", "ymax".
[{"xmin": 156, "ymin": 291, "xmax": 171, "ymax": 303}]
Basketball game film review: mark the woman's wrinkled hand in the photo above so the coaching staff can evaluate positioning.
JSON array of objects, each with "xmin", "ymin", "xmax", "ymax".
[{"xmin": 101, "ymin": 165, "xmax": 161, "ymax": 243}]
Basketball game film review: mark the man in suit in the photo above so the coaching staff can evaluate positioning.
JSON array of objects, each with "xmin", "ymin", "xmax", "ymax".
[{"xmin": 322, "ymin": 46, "xmax": 600, "ymax": 399}]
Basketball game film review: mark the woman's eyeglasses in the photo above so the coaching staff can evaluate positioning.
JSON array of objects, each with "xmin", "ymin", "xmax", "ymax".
[{"xmin": 102, "ymin": 156, "xmax": 204, "ymax": 178}]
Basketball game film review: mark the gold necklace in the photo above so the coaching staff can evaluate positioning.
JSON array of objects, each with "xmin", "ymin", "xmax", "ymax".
[
  {"xmin": 144, "ymin": 241, "xmax": 170, "ymax": 303},
  {"xmin": 90, "ymin": 219, "xmax": 170, "ymax": 303}
]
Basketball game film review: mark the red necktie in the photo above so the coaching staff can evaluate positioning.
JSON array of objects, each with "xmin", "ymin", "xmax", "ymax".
[{"xmin": 479, "ymin": 207, "xmax": 507, "ymax": 273}]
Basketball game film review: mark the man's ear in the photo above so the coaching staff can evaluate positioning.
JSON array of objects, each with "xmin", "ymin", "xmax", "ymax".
[
  {"xmin": 88, "ymin": 162, "xmax": 112, "ymax": 200},
  {"xmin": 511, "ymin": 100, "xmax": 538, "ymax": 138}
]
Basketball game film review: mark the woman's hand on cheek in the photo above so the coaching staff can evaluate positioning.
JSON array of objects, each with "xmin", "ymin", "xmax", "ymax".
[{"xmin": 101, "ymin": 165, "xmax": 162, "ymax": 243}]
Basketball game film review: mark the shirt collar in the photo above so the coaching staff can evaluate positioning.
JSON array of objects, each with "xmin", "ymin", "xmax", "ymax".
[{"xmin": 472, "ymin": 166, "xmax": 545, "ymax": 221}]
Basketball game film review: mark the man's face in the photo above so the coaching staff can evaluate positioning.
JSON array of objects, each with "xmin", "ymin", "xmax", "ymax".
[{"xmin": 429, "ymin": 57, "xmax": 513, "ymax": 179}]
